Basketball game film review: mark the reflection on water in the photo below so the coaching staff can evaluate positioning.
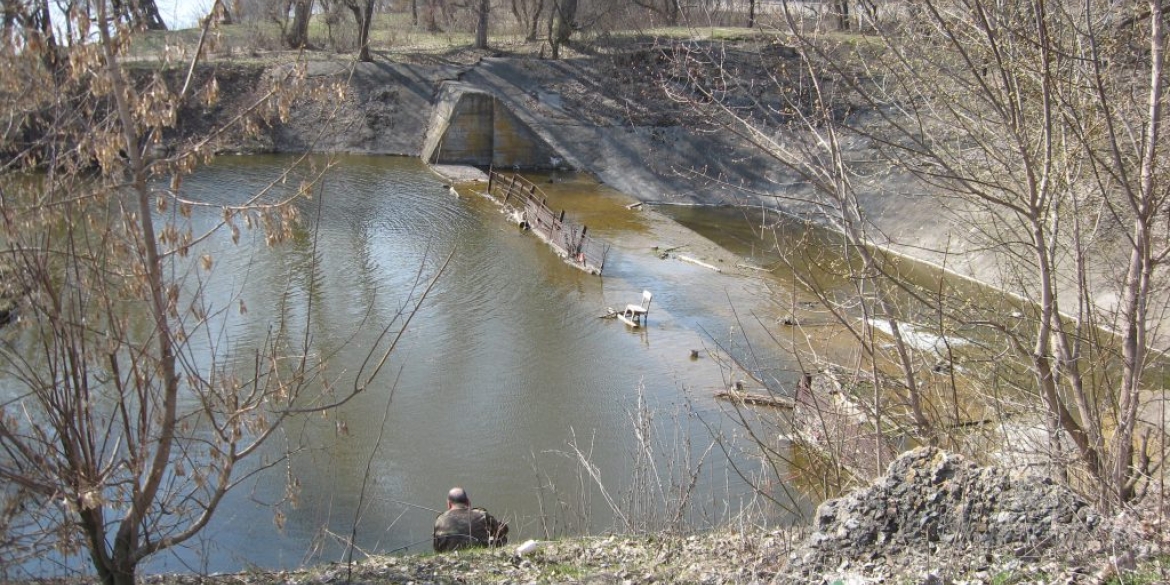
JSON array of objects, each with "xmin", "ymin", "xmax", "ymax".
[{"xmin": 7, "ymin": 156, "xmax": 814, "ymax": 577}]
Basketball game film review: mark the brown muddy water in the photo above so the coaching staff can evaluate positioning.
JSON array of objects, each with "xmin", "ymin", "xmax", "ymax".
[{"xmin": 6, "ymin": 155, "xmax": 841, "ymax": 579}]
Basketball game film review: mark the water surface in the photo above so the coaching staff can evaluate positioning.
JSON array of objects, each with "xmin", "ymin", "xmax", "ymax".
[{"xmin": 108, "ymin": 156, "xmax": 807, "ymax": 575}]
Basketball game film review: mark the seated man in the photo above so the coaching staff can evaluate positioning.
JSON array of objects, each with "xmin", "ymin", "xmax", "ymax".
[{"xmin": 432, "ymin": 486, "xmax": 509, "ymax": 552}]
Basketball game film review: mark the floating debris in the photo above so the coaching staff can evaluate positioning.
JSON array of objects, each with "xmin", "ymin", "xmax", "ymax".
[
  {"xmin": 678, "ymin": 254, "xmax": 721, "ymax": 272},
  {"xmin": 715, "ymin": 388, "xmax": 795, "ymax": 409}
]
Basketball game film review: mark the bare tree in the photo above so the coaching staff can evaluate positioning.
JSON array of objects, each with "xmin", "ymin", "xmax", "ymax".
[
  {"xmin": 833, "ymin": 0, "xmax": 849, "ymax": 30},
  {"xmin": 111, "ymin": 0, "xmax": 167, "ymax": 29},
  {"xmin": 474, "ymin": 0, "xmax": 488, "ymax": 49},
  {"xmin": 0, "ymin": 1, "xmax": 436, "ymax": 582},
  {"xmin": 420, "ymin": 0, "xmax": 446, "ymax": 31},
  {"xmin": 548, "ymin": 0, "xmax": 575, "ymax": 58},
  {"xmin": 838, "ymin": 0, "xmax": 1167, "ymax": 508},
  {"xmin": 662, "ymin": 0, "xmax": 1170, "ymax": 508},
  {"xmin": 342, "ymin": 0, "xmax": 376, "ymax": 60},
  {"xmin": 659, "ymin": 31, "xmax": 935, "ymax": 454},
  {"xmin": 286, "ymin": 0, "xmax": 314, "ymax": 48},
  {"xmin": 52, "ymin": 0, "xmax": 83, "ymax": 40},
  {"xmin": 510, "ymin": 0, "xmax": 543, "ymax": 41},
  {"xmin": 632, "ymin": 0, "xmax": 680, "ymax": 26}
]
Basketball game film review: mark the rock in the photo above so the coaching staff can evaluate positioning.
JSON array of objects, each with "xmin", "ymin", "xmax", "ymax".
[{"xmin": 787, "ymin": 447, "xmax": 1104, "ymax": 581}]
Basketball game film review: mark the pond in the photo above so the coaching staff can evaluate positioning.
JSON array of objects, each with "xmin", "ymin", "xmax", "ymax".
[{"xmin": 5, "ymin": 154, "xmax": 821, "ymax": 578}]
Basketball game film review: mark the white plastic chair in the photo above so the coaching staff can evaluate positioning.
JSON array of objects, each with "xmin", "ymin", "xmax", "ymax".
[{"xmin": 622, "ymin": 290, "xmax": 653, "ymax": 327}]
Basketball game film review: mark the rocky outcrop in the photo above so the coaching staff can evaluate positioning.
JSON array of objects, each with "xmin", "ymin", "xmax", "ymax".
[{"xmin": 786, "ymin": 448, "xmax": 1107, "ymax": 582}]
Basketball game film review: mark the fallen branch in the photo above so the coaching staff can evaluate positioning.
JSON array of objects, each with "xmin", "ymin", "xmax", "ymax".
[
  {"xmin": 716, "ymin": 389, "xmax": 795, "ymax": 409},
  {"xmin": 678, "ymin": 255, "xmax": 721, "ymax": 272}
]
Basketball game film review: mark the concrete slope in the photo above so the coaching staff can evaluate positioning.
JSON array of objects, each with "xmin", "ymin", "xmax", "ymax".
[
  {"xmin": 459, "ymin": 57, "xmax": 778, "ymax": 205},
  {"xmin": 273, "ymin": 60, "xmax": 464, "ymax": 155}
]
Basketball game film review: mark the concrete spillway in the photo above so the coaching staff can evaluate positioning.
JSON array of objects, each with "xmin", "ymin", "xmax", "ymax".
[{"xmin": 423, "ymin": 83, "xmax": 561, "ymax": 171}]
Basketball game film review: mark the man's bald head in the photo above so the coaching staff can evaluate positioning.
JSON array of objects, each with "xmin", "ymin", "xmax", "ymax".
[{"xmin": 447, "ymin": 487, "xmax": 470, "ymax": 506}]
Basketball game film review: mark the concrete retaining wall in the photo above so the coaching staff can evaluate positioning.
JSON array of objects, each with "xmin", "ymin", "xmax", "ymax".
[{"xmin": 423, "ymin": 83, "xmax": 560, "ymax": 170}]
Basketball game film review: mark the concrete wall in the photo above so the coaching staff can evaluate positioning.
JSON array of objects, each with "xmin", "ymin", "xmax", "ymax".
[
  {"xmin": 433, "ymin": 91, "xmax": 495, "ymax": 165},
  {"xmin": 424, "ymin": 84, "xmax": 560, "ymax": 169}
]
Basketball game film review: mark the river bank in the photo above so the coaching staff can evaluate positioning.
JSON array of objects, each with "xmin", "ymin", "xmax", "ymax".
[{"xmin": 121, "ymin": 449, "xmax": 1162, "ymax": 584}]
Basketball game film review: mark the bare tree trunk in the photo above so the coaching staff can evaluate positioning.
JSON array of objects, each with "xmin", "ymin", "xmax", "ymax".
[
  {"xmin": 1109, "ymin": 0, "xmax": 1166, "ymax": 506},
  {"xmin": 216, "ymin": 0, "xmax": 235, "ymax": 25},
  {"xmin": 474, "ymin": 0, "xmax": 489, "ymax": 49},
  {"xmin": 550, "ymin": 0, "xmax": 575, "ymax": 57},
  {"xmin": 346, "ymin": 0, "xmax": 376, "ymax": 61},
  {"xmin": 423, "ymin": 0, "xmax": 440, "ymax": 31},
  {"xmin": 747, "ymin": 0, "xmax": 755, "ymax": 28},
  {"xmin": 286, "ymin": 0, "xmax": 314, "ymax": 48},
  {"xmin": 529, "ymin": 1, "xmax": 543, "ymax": 41},
  {"xmin": 110, "ymin": 0, "xmax": 167, "ymax": 29},
  {"xmin": 135, "ymin": 0, "xmax": 167, "ymax": 29},
  {"xmin": 511, "ymin": 0, "xmax": 543, "ymax": 41},
  {"xmin": 634, "ymin": 0, "xmax": 681, "ymax": 25},
  {"xmin": 360, "ymin": 0, "xmax": 374, "ymax": 60},
  {"xmin": 78, "ymin": 3, "xmax": 183, "ymax": 582},
  {"xmin": 28, "ymin": 0, "xmax": 59, "ymax": 66}
]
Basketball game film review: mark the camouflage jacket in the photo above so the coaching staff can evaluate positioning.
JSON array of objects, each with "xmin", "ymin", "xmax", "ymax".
[{"xmin": 432, "ymin": 505, "xmax": 509, "ymax": 552}]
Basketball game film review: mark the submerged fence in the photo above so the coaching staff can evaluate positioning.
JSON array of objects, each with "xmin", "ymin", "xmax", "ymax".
[{"xmin": 486, "ymin": 171, "xmax": 608, "ymax": 275}]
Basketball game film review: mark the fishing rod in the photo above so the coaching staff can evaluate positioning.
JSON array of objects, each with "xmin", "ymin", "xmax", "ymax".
[
  {"xmin": 387, "ymin": 498, "xmax": 442, "ymax": 514},
  {"xmin": 387, "ymin": 537, "xmax": 436, "ymax": 554}
]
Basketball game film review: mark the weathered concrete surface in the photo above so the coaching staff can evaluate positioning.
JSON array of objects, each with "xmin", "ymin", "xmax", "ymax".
[
  {"xmin": 425, "ymin": 87, "xmax": 494, "ymax": 165},
  {"xmin": 421, "ymin": 83, "xmax": 561, "ymax": 169},
  {"xmin": 270, "ymin": 60, "xmax": 464, "ymax": 155},
  {"xmin": 267, "ymin": 56, "xmax": 773, "ymax": 207}
]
